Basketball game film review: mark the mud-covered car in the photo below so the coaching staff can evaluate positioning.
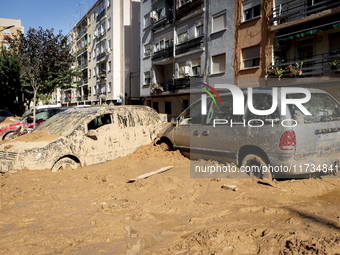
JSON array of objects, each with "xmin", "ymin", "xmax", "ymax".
[
  {"xmin": 0, "ymin": 107, "xmax": 69, "ymax": 140},
  {"xmin": 0, "ymin": 106, "xmax": 162, "ymax": 173},
  {"xmin": 155, "ymin": 88, "xmax": 340, "ymax": 179}
]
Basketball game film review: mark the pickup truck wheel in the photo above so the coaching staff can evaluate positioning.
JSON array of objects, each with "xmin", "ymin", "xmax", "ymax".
[
  {"xmin": 241, "ymin": 154, "xmax": 272, "ymax": 179},
  {"xmin": 160, "ymin": 142, "xmax": 171, "ymax": 151},
  {"xmin": 51, "ymin": 158, "xmax": 78, "ymax": 172}
]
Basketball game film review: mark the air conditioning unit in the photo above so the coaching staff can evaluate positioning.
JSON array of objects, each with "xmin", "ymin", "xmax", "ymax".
[{"xmin": 150, "ymin": 11, "xmax": 157, "ymax": 20}]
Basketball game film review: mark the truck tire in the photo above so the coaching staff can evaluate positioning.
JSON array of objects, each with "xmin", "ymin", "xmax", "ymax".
[
  {"xmin": 241, "ymin": 154, "xmax": 272, "ymax": 179},
  {"xmin": 51, "ymin": 158, "xmax": 78, "ymax": 172}
]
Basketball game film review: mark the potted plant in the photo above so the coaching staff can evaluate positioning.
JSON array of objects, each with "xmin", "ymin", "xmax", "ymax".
[
  {"xmin": 100, "ymin": 74, "xmax": 106, "ymax": 80},
  {"xmin": 330, "ymin": 59, "xmax": 340, "ymax": 70},
  {"xmin": 150, "ymin": 83, "xmax": 164, "ymax": 94}
]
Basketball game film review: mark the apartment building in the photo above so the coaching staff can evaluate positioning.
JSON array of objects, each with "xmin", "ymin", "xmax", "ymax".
[
  {"xmin": 140, "ymin": 0, "xmax": 235, "ymax": 119},
  {"xmin": 267, "ymin": 0, "xmax": 340, "ymax": 99},
  {"xmin": 62, "ymin": 0, "xmax": 140, "ymax": 106},
  {"xmin": 233, "ymin": 0, "xmax": 273, "ymax": 86},
  {"xmin": 0, "ymin": 18, "xmax": 24, "ymax": 50}
]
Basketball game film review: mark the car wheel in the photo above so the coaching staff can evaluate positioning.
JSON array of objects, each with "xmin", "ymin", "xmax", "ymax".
[
  {"xmin": 241, "ymin": 154, "xmax": 272, "ymax": 179},
  {"xmin": 159, "ymin": 142, "xmax": 171, "ymax": 151},
  {"xmin": 2, "ymin": 132, "xmax": 14, "ymax": 140},
  {"xmin": 51, "ymin": 158, "xmax": 78, "ymax": 172}
]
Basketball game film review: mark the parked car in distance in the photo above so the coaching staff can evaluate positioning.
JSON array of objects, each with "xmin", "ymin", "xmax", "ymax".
[
  {"xmin": 0, "ymin": 110, "xmax": 14, "ymax": 123},
  {"xmin": 0, "ymin": 107, "xmax": 69, "ymax": 140},
  {"xmin": 155, "ymin": 88, "xmax": 340, "ymax": 179},
  {"xmin": 0, "ymin": 106, "xmax": 163, "ymax": 173}
]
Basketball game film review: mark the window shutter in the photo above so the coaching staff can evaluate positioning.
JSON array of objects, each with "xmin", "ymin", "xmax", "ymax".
[{"xmin": 213, "ymin": 14, "xmax": 225, "ymax": 32}]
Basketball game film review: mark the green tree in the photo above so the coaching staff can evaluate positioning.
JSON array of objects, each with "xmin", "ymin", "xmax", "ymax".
[
  {"xmin": 0, "ymin": 44, "xmax": 22, "ymax": 113},
  {"xmin": 8, "ymin": 27, "xmax": 77, "ymax": 127}
]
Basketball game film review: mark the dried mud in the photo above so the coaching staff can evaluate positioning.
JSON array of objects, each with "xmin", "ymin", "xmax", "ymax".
[{"xmin": 1, "ymin": 144, "xmax": 340, "ymax": 254}]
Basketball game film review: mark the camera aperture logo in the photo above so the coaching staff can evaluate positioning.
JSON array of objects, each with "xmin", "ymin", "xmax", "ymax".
[{"xmin": 199, "ymin": 84, "xmax": 312, "ymax": 128}]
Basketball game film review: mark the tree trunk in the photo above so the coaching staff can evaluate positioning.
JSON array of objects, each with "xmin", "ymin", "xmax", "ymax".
[{"xmin": 33, "ymin": 89, "xmax": 37, "ymax": 129}]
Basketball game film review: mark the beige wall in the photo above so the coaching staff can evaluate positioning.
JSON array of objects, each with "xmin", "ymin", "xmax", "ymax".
[{"xmin": 233, "ymin": 0, "xmax": 273, "ymax": 81}]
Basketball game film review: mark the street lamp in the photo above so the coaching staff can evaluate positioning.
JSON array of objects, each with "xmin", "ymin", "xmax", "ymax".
[{"xmin": 0, "ymin": 25, "xmax": 15, "ymax": 32}]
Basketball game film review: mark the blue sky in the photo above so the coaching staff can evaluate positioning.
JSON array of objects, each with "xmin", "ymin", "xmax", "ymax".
[{"xmin": 0, "ymin": 0, "xmax": 96, "ymax": 36}]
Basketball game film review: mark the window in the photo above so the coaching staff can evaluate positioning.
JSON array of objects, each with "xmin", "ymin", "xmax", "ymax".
[
  {"xmin": 4, "ymin": 44, "xmax": 10, "ymax": 51},
  {"xmin": 94, "ymin": 67, "xmax": 97, "ymax": 76},
  {"xmin": 153, "ymin": 102, "xmax": 159, "ymax": 113},
  {"xmin": 165, "ymin": 40, "xmax": 169, "ymax": 48},
  {"xmin": 144, "ymin": 44, "xmax": 151, "ymax": 57},
  {"xmin": 155, "ymin": 43, "xmax": 160, "ymax": 52},
  {"xmin": 88, "ymin": 114, "xmax": 112, "ymax": 131},
  {"xmin": 160, "ymin": 40, "xmax": 164, "ymax": 50},
  {"xmin": 108, "ymin": 18, "xmax": 111, "ymax": 29},
  {"xmin": 93, "ymin": 48, "xmax": 96, "ymax": 58},
  {"xmin": 196, "ymin": 21, "xmax": 203, "ymax": 36},
  {"xmin": 89, "ymin": 52, "xmax": 91, "ymax": 61},
  {"xmin": 192, "ymin": 58, "xmax": 201, "ymax": 76},
  {"xmin": 108, "ymin": 0, "xmax": 111, "ymax": 7},
  {"xmin": 212, "ymin": 54, "xmax": 226, "ymax": 74},
  {"xmin": 89, "ymin": 35, "xmax": 91, "ymax": 44},
  {"xmin": 242, "ymin": 46, "xmax": 260, "ymax": 68},
  {"xmin": 243, "ymin": 0, "xmax": 261, "ymax": 22},
  {"xmin": 108, "ymin": 39, "xmax": 111, "ymax": 50},
  {"xmin": 245, "ymin": 94, "xmax": 280, "ymax": 124},
  {"xmin": 213, "ymin": 13, "xmax": 226, "ymax": 33},
  {"xmin": 108, "ymin": 82, "xmax": 112, "ymax": 93},
  {"xmin": 89, "ymin": 69, "xmax": 91, "ymax": 78},
  {"xmin": 144, "ymin": 72, "xmax": 151, "ymax": 84},
  {"xmin": 330, "ymin": 32, "xmax": 340, "ymax": 54},
  {"xmin": 178, "ymin": 61, "xmax": 187, "ymax": 78},
  {"xmin": 144, "ymin": 14, "xmax": 151, "ymax": 28},
  {"xmin": 182, "ymin": 99, "xmax": 189, "ymax": 112},
  {"xmin": 177, "ymin": 32, "xmax": 188, "ymax": 43},
  {"xmin": 3, "ymin": 29, "xmax": 10, "ymax": 35},
  {"xmin": 165, "ymin": 101, "xmax": 172, "ymax": 114},
  {"xmin": 93, "ymin": 12, "xmax": 96, "ymax": 21},
  {"xmin": 108, "ymin": 61, "xmax": 111, "ymax": 72}
]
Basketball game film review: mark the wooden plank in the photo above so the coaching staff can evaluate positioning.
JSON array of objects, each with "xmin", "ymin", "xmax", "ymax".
[{"xmin": 127, "ymin": 166, "xmax": 174, "ymax": 183}]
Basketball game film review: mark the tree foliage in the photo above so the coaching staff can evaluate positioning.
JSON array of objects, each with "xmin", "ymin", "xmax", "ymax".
[
  {"xmin": 0, "ymin": 44, "xmax": 21, "ymax": 112},
  {"xmin": 8, "ymin": 27, "xmax": 77, "ymax": 126}
]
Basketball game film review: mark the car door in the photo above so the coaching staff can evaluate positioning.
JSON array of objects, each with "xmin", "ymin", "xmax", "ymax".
[
  {"xmin": 197, "ymin": 95, "xmax": 248, "ymax": 164},
  {"xmin": 82, "ymin": 113, "xmax": 116, "ymax": 166},
  {"xmin": 172, "ymin": 99, "xmax": 206, "ymax": 159}
]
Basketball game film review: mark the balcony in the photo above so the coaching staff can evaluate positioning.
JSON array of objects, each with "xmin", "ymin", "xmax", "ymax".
[
  {"xmin": 152, "ymin": 10, "xmax": 173, "ymax": 32},
  {"xmin": 270, "ymin": 51, "xmax": 340, "ymax": 78},
  {"xmin": 175, "ymin": 35, "xmax": 203, "ymax": 55},
  {"xmin": 82, "ymin": 27, "xmax": 87, "ymax": 35},
  {"xmin": 82, "ymin": 94, "xmax": 88, "ymax": 101},
  {"xmin": 176, "ymin": 0, "xmax": 204, "ymax": 21},
  {"xmin": 152, "ymin": 46, "xmax": 173, "ymax": 61},
  {"xmin": 97, "ymin": 72, "xmax": 107, "ymax": 81},
  {"xmin": 82, "ymin": 61, "xmax": 88, "ymax": 69},
  {"xmin": 96, "ymin": 52, "xmax": 106, "ymax": 61},
  {"xmin": 97, "ymin": 9, "xmax": 106, "ymax": 23},
  {"xmin": 97, "ymin": 30, "xmax": 106, "ymax": 41},
  {"xmin": 159, "ymin": 77, "xmax": 191, "ymax": 93},
  {"xmin": 76, "ymin": 47, "xmax": 87, "ymax": 56},
  {"xmin": 270, "ymin": 0, "xmax": 340, "ymax": 25}
]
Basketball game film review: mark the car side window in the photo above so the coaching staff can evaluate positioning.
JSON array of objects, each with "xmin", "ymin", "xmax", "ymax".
[
  {"xmin": 245, "ymin": 93, "xmax": 279, "ymax": 124},
  {"xmin": 88, "ymin": 114, "xmax": 113, "ymax": 130},
  {"xmin": 178, "ymin": 100, "xmax": 205, "ymax": 125},
  {"xmin": 35, "ymin": 109, "xmax": 50, "ymax": 121},
  {"xmin": 205, "ymin": 95, "xmax": 244, "ymax": 125}
]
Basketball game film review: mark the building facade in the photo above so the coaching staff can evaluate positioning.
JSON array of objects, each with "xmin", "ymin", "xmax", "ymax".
[
  {"xmin": 0, "ymin": 18, "xmax": 24, "ymax": 50},
  {"xmin": 140, "ymin": 0, "xmax": 235, "ymax": 120},
  {"xmin": 62, "ymin": 0, "xmax": 140, "ymax": 106}
]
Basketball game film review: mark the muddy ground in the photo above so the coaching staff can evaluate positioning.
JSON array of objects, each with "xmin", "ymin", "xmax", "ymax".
[{"xmin": 1, "ymin": 144, "xmax": 340, "ymax": 254}]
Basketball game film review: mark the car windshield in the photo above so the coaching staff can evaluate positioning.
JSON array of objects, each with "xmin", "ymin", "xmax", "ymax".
[
  {"xmin": 288, "ymin": 93, "xmax": 340, "ymax": 123},
  {"xmin": 34, "ymin": 110, "xmax": 95, "ymax": 136}
]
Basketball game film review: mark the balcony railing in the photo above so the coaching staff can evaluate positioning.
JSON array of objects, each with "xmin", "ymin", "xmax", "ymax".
[
  {"xmin": 271, "ymin": 51, "xmax": 340, "ymax": 77},
  {"xmin": 152, "ymin": 46, "xmax": 173, "ymax": 61},
  {"xmin": 97, "ymin": 30, "xmax": 106, "ymax": 41},
  {"xmin": 176, "ymin": 0, "xmax": 204, "ymax": 21},
  {"xmin": 97, "ymin": 9, "xmax": 106, "ymax": 22},
  {"xmin": 270, "ymin": 0, "xmax": 340, "ymax": 25},
  {"xmin": 96, "ymin": 52, "xmax": 106, "ymax": 61},
  {"xmin": 82, "ymin": 94, "xmax": 88, "ymax": 101},
  {"xmin": 97, "ymin": 72, "xmax": 107, "ymax": 81},
  {"xmin": 76, "ymin": 47, "xmax": 87, "ymax": 56},
  {"xmin": 159, "ymin": 77, "xmax": 191, "ymax": 93},
  {"xmin": 152, "ymin": 10, "xmax": 173, "ymax": 32},
  {"xmin": 82, "ymin": 27, "xmax": 87, "ymax": 35},
  {"xmin": 82, "ymin": 61, "xmax": 88, "ymax": 69},
  {"xmin": 175, "ymin": 35, "xmax": 203, "ymax": 55}
]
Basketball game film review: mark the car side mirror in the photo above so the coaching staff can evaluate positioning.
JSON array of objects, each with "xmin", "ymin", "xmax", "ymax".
[
  {"xmin": 86, "ymin": 129, "xmax": 98, "ymax": 140},
  {"xmin": 171, "ymin": 117, "xmax": 177, "ymax": 125}
]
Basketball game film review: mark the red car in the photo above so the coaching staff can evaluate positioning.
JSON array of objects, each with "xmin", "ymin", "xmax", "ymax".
[{"xmin": 0, "ymin": 107, "xmax": 69, "ymax": 140}]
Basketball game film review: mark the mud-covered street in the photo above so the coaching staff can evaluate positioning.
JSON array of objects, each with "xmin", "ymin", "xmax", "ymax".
[{"xmin": 1, "ymin": 144, "xmax": 340, "ymax": 254}]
